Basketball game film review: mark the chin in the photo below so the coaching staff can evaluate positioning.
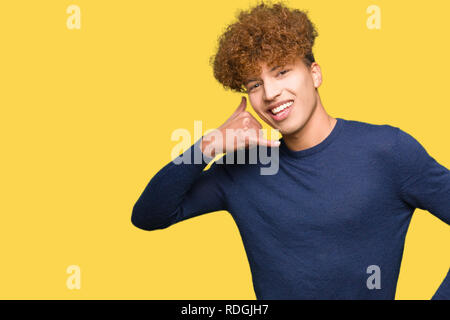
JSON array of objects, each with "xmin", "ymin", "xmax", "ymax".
[
  {"xmin": 282, "ymin": 119, "xmax": 308, "ymax": 136},
  {"xmin": 278, "ymin": 124, "xmax": 298, "ymax": 136}
]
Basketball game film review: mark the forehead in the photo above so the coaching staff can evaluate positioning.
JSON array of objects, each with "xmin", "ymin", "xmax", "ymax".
[
  {"xmin": 244, "ymin": 56, "xmax": 305, "ymax": 84},
  {"xmin": 260, "ymin": 56, "xmax": 304, "ymax": 71}
]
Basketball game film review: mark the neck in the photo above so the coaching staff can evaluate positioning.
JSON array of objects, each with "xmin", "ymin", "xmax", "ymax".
[{"xmin": 282, "ymin": 95, "xmax": 337, "ymax": 152}]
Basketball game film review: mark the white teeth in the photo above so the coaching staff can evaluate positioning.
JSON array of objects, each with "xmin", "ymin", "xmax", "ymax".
[{"xmin": 271, "ymin": 101, "xmax": 293, "ymax": 114}]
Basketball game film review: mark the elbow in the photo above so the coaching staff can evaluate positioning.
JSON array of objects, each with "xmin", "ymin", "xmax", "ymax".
[
  {"xmin": 131, "ymin": 202, "xmax": 169, "ymax": 231},
  {"xmin": 131, "ymin": 202, "xmax": 152, "ymax": 231}
]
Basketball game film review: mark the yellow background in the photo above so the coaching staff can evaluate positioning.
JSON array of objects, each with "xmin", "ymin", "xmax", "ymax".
[{"xmin": 0, "ymin": 0, "xmax": 448, "ymax": 299}]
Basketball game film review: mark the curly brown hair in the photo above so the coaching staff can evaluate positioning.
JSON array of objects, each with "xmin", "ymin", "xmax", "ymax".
[{"xmin": 209, "ymin": 0, "xmax": 318, "ymax": 93}]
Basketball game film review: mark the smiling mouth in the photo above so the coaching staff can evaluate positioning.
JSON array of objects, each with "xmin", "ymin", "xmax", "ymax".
[{"xmin": 270, "ymin": 100, "xmax": 294, "ymax": 115}]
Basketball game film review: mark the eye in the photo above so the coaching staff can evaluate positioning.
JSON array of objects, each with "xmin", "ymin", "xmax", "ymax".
[
  {"xmin": 246, "ymin": 83, "xmax": 260, "ymax": 92},
  {"xmin": 247, "ymin": 69, "xmax": 289, "ymax": 92},
  {"xmin": 250, "ymin": 83, "xmax": 260, "ymax": 91}
]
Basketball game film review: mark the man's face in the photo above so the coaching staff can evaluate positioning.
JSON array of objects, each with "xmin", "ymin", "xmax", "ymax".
[{"xmin": 244, "ymin": 56, "xmax": 322, "ymax": 136}]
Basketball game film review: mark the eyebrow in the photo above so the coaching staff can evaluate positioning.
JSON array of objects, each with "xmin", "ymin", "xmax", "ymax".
[{"xmin": 244, "ymin": 65, "xmax": 281, "ymax": 86}]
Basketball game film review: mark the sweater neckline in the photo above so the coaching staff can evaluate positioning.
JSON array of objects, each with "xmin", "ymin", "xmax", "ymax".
[{"xmin": 279, "ymin": 117, "xmax": 345, "ymax": 158}]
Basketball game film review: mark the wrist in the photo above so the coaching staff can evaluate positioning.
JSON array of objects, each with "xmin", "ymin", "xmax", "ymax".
[{"xmin": 200, "ymin": 137, "xmax": 216, "ymax": 158}]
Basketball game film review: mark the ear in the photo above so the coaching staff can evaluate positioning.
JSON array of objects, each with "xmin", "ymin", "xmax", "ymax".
[{"xmin": 310, "ymin": 62, "xmax": 322, "ymax": 88}]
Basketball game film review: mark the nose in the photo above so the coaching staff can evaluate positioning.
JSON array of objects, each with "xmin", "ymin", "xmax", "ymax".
[{"xmin": 263, "ymin": 78, "xmax": 281, "ymax": 101}]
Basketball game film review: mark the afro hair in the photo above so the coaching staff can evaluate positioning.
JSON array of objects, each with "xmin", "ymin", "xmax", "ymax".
[{"xmin": 209, "ymin": 0, "xmax": 318, "ymax": 93}]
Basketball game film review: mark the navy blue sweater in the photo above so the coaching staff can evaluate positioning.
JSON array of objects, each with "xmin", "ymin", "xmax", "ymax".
[{"xmin": 132, "ymin": 118, "xmax": 450, "ymax": 299}]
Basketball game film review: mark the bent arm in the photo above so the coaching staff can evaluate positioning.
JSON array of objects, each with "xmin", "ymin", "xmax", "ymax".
[
  {"xmin": 432, "ymin": 268, "xmax": 450, "ymax": 300},
  {"xmin": 131, "ymin": 137, "xmax": 229, "ymax": 231},
  {"xmin": 393, "ymin": 128, "xmax": 450, "ymax": 299}
]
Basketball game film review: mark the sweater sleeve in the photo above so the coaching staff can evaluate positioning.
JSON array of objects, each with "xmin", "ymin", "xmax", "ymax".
[
  {"xmin": 131, "ymin": 137, "xmax": 229, "ymax": 231},
  {"xmin": 393, "ymin": 128, "xmax": 450, "ymax": 300}
]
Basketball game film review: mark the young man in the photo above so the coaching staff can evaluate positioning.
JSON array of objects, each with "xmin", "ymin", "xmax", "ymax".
[{"xmin": 131, "ymin": 2, "xmax": 449, "ymax": 299}]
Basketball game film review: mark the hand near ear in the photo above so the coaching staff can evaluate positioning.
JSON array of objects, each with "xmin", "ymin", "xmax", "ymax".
[{"xmin": 200, "ymin": 97, "xmax": 280, "ymax": 158}]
